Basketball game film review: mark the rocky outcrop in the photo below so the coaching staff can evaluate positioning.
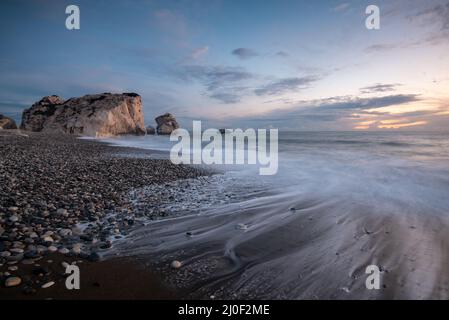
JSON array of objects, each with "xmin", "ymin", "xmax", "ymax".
[
  {"xmin": 155, "ymin": 113, "xmax": 179, "ymax": 135},
  {"xmin": 21, "ymin": 93, "xmax": 145, "ymax": 137},
  {"xmin": 146, "ymin": 126, "xmax": 156, "ymax": 135},
  {"xmin": 0, "ymin": 114, "xmax": 17, "ymax": 130}
]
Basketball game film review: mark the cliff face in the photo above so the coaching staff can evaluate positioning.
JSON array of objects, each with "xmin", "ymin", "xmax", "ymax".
[{"xmin": 21, "ymin": 93, "xmax": 146, "ymax": 137}]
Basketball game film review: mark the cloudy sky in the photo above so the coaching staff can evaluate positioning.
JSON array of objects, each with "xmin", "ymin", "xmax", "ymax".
[{"xmin": 0, "ymin": 0, "xmax": 448, "ymax": 130}]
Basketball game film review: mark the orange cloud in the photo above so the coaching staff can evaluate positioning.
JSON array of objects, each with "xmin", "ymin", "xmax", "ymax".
[{"xmin": 377, "ymin": 121, "xmax": 427, "ymax": 129}]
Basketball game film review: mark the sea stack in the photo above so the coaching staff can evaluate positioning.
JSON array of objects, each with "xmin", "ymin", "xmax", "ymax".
[
  {"xmin": 155, "ymin": 113, "xmax": 179, "ymax": 135},
  {"xmin": 21, "ymin": 93, "xmax": 146, "ymax": 137}
]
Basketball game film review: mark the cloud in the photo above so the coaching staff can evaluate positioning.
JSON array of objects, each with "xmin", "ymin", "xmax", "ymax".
[
  {"xmin": 231, "ymin": 48, "xmax": 259, "ymax": 60},
  {"xmin": 364, "ymin": 43, "xmax": 399, "ymax": 53},
  {"xmin": 209, "ymin": 92, "xmax": 241, "ymax": 104},
  {"xmin": 222, "ymin": 94, "xmax": 423, "ymax": 130},
  {"xmin": 360, "ymin": 83, "xmax": 402, "ymax": 94},
  {"xmin": 275, "ymin": 51, "xmax": 289, "ymax": 57},
  {"xmin": 188, "ymin": 46, "xmax": 209, "ymax": 60},
  {"xmin": 179, "ymin": 65, "xmax": 253, "ymax": 90},
  {"xmin": 409, "ymin": 2, "xmax": 449, "ymax": 31},
  {"xmin": 333, "ymin": 3, "xmax": 350, "ymax": 12},
  {"xmin": 254, "ymin": 76, "xmax": 320, "ymax": 96},
  {"xmin": 177, "ymin": 65, "xmax": 254, "ymax": 103}
]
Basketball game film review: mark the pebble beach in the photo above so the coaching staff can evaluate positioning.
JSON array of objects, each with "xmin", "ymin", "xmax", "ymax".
[{"xmin": 0, "ymin": 130, "xmax": 207, "ymax": 299}]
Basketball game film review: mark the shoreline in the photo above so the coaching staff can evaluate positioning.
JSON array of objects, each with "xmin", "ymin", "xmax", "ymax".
[{"xmin": 0, "ymin": 130, "xmax": 209, "ymax": 299}]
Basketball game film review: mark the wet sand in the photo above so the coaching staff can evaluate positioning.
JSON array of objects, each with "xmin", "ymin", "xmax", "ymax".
[
  {"xmin": 109, "ymin": 190, "xmax": 449, "ymax": 300},
  {"xmin": 0, "ymin": 253, "xmax": 179, "ymax": 300}
]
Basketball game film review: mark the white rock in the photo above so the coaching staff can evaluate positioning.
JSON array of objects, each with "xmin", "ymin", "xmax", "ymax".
[
  {"xmin": 170, "ymin": 260, "xmax": 182, "ymax": 269},
  {"xmin": 43, "ymin": 236, "xmax": 54, "ymax": 242},
  {"xmin": 41, "ymin": 281, "xmax": 55, "ymax": 289},
  {"xmin": 47, "ymin": 246, "xmax": 57, "ymax": 253},
  {"xmin": 9, "ymin": 215, "xmax": 19, "ymax": 222}
]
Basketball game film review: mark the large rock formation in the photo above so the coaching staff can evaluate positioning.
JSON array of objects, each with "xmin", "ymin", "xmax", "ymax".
[
  {"xmin": 0, "ymin": 114, "xmax": 18, "ymax": 130},
  {"xmin": 21, "ymin": 93, "xmax": 146, "ymax": 137},
  {"xmin": 155, "ymin": 113, "xmax": 179, "ymax": 135}
]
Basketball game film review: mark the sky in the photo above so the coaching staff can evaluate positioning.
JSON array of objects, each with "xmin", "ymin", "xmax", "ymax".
[{"xmin": 0, "ymin": 0, "xmax": 448, "ymax": 131}]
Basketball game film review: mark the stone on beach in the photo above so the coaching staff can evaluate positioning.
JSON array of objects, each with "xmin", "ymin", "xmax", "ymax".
[
  {"xmin": 41, "ymin": 281, "xmax": 55, "ymax": 289},
  {"xmin": 0, "ymin": 114, "xmax": 18, "ymax": 130},
  {"xmin": 170, "ymin": 260, "xmax": 182, "ymax": 269},
  {"xmin": 5, "ymin": 276, "xmax": 22, "ymax": 287}
]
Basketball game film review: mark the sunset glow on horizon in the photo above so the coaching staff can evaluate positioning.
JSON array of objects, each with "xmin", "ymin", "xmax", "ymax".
[{"xmin": 0, "ymin": 0, "xmax": 448, "ymax": 131}]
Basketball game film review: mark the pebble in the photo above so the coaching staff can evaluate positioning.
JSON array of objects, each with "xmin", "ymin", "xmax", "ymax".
[
  {"xmin": 8, "ymin": 266, "xmax": 18, "ymax": 271},
  {"xmin": 47, "ymin": 246, "xmax": 58, "ymax": 253},
  {"xmin": 171, "ymin": 260, "xmax": 182, "ymax": 269},
  {"xmin": 58, "ymin": 248, "xmax": 70, "ymax": 254},
  {"xmin": 10, "ymin": 248, "xmax": 24, "ymax": 254},
  {"xmin": 59, "ymin": 229, "xmax": 72, "ymax": 237},
  {"xmin": 43, "ymin": 236, "xmax": 54, "ymax": 242},
  {"xmin": 72, "ymin": 243, "xmax": 82, "ymax": 254},
  {"xmin": 41, "ymin": 281, "xmax": 55, "ymax": 289},
  {"xmin": 0, "ymin": 251, "xmax": 11, "ymax": 257},
  {"xmin": 22, "ymin": 286, "xmax": 37, "ymax": 295},
  {"xmin": 9, "ymin": 215, "xmax": 19, "ymax": 222},
  {"xmin": 5, "ymin": 276, "xmax": 22, "ymax": 287},
  {"xmin": 57, "ymin": 208, "xmax": 68, "ymax": 216}
]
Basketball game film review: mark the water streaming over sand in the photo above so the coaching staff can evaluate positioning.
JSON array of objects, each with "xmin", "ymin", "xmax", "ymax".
[{"xmin": 102, "ymin": 131, "xmax": 449, "ymax": 299}]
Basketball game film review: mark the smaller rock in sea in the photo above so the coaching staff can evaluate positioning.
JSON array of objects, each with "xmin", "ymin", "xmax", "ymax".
[
  {"xmin": 5, "ymin": 276, "xmax": 22, "ymax": 287},
  {"xmin": 171, "ymin": 260, "xmax": 182, "ymax": 269}
]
